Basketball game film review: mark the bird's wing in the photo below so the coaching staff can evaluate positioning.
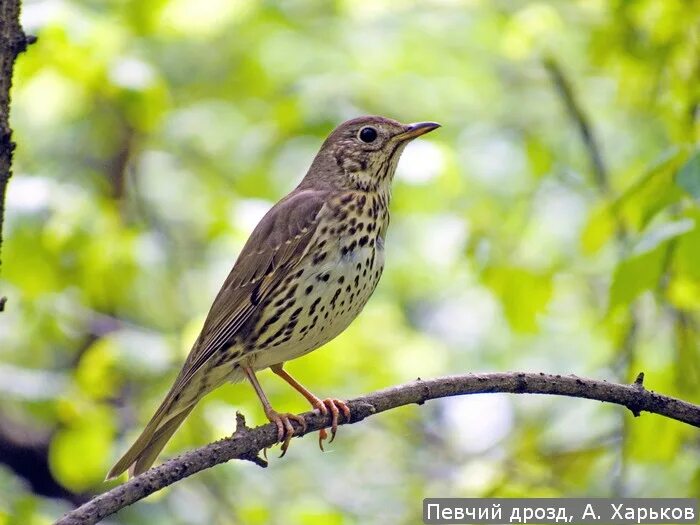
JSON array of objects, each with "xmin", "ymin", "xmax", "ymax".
[
  {"xmin": 170, "ymin": 188, "xmax": 329, "ymax": 394},
  {"xmin": 106, "ymin": 189, "xmax": 330, "ymax": 479}
]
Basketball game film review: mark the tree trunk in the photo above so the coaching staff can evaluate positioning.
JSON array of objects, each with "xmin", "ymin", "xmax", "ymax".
[{"xmin": 0, "ymin": 0, "xmax": 32, "ymax": 311}]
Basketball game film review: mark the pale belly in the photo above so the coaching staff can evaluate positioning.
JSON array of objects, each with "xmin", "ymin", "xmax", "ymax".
[{"xmin": 249, "ymin": 241, "xmax": 385, "ymax": 370}]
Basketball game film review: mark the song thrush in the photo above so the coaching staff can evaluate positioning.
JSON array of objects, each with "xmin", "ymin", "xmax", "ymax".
[{"xmin": 107, "ymin": 116, "xmax": 440, "ymax": 479}]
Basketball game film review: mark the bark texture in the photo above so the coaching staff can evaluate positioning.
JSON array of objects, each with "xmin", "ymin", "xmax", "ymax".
[{"xmin": 0, "ymin": 0, "xmax": 32, "ymax": 310}]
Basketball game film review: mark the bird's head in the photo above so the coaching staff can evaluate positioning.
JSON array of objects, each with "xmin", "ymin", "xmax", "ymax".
[{"xmin": 301, "ymin": 116, "xmax": 440, "ymax": 192}]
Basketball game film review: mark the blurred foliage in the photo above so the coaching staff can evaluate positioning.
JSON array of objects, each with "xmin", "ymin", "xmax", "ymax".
[{"xmin": 1, "ymin": 0, "xmax": 699, "ymax": 523}]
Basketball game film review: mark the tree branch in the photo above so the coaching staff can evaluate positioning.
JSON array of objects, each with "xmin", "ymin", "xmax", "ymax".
[
  {"xmin": 0, "ymin": 0, "xmax": 33, "ymax": 311},
  {"xmin": 55, "ymin": 371, "xmax": 700, "ymax": 525}
]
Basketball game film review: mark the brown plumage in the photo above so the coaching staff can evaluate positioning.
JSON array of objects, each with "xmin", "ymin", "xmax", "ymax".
[{"xmin": 107, "ymin": 116, "xmax": 440, "ymax": 479}]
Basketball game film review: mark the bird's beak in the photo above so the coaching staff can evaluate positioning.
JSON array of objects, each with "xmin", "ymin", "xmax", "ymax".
[{"xmin": 396, "ymin": 121, "xmax": 441, "ymax": 141}]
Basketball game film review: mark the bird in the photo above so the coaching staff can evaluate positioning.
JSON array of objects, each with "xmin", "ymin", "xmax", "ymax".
[{"xmin": 107, "ymin": 115, "xmax": 440, "ymax": 479}]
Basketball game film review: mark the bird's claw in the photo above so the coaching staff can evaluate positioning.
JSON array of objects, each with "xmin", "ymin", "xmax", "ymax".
[
  {"xmin": 313, "ymin": 398, "xmax": 350, "ymax": 450},
  {"xmin": 264, "ymin": 409, "xmax": 306, "ymax": 457}
]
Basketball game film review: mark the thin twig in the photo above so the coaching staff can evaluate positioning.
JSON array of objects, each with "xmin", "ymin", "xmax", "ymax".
[
  {"xmin": 543, "ymin": 57, "xmax": 609, "ymax": 194},
  {"xmin": 55, "ymin": 371, "xmax": 700, "ymax": 525}
]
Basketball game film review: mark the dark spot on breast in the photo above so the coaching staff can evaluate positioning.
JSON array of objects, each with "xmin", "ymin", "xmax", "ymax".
[
  {"xmin": 260, "ymin": 325, "xmax": 287, "ymax": 347},
  {"xmin": 305, "ymin": 285, "xmax": 313, "ymax": 295},
  {"xmin": 359, "ymin": 235, "xmax": 369, "ymax": 247},
  {"xmin": 330, "ymin": 288, "xmax": 340, "ymax": 306},
  {"xmin": 257, "ymin": 311, "xmax": 282, "ymax": 338},
  {"xmin": 275, "ymin": 334, "xmax": 292, "ymax": 346},
  {"xmin": 273, "ymin": 296, "xmax": 286, "ymax": 307},
  {"xmin": 309, "ymin": 297, "xmax": 321, "ymax": 315},
  {"xmin": 284, "ymin": 318, "xmax": 298, "ymax": 334},
  {"xmin": 330, "ymin": 288, "xmax": 341, "ymax": 307},
  {"xmin": 338, "ymin": 276, "xmax": 345, "ymax": 284}
]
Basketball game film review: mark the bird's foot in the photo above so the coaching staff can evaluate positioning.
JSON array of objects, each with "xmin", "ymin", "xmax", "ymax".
[
  {"xmin": 312, "ymin": 398, "xmax": 351, "ymax": 450},
  {"xmin": 264, "ymin": 409, "xmax": 306, "ymax": 457}
]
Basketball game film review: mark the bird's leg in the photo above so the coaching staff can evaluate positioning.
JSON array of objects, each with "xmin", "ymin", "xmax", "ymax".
[
  {"xmin": 242, "ymin": 365, "xmax": 306, "ymax": 457},
  {"xmin": 270, "ymin": 364, "xmax": 350, "ymax": 450}
]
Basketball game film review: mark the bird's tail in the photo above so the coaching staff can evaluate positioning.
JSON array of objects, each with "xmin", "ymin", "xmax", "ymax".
[
  {"xmin": 106, "ymin": 396, "xmax": 195, "ymax": 480},
  {"xmin": 107, "ymin": 355, "xmax": 243, "ymax": 479}
]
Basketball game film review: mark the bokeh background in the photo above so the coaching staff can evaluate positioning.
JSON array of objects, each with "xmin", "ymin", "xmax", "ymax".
[{"xmin": 1, "ymin": 0, "xmax": 699, "ymax": 523}]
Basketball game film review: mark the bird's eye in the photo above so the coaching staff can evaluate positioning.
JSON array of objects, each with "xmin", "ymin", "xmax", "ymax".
[{"xmin": 358, "ymin": 126, "xmax": 378, "ymax": 143}]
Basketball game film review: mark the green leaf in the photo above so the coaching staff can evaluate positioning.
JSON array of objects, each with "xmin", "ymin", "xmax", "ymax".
[
  {"xmin": 676, "ymin": 149, "xmax": 700, "ymax": 199},
  {"xmin": 614, "ymin": 148, "xmax": 685, "ymax": 231},
  {"xmin": 75, "ymin": 338, "xmax": 118, "ymax": 399},
  {"xmin": 525, "ymin": 135, "xmax": 553, "ymax": 178},
  {"xmin": 49, "ymin": 406, "xmax": 114, "ymax": 491},
  {"xmin": 484, "ymin": 266, "xmax": 553, "ymax": 332},
  {"xmin": 581, "ymin": 203, "xmax": 616, "ymax": 254},
  {"xmin": 609, "ymin": 219, "xmax": 694, "ymax": 309},
  {"xmin": 631, "ymin": 218, "xmax": 694, "ymax": 255},
  {"xmin": 609, "ymin": 246, "xmax": 665, "ymax": 309},
  {"xmin": 668, "ymin": 211, "xmax": 700, "ymax": 308},
  {"xmin": 673, "ymin": 211, "xmax": 700, "ymax": 281}
]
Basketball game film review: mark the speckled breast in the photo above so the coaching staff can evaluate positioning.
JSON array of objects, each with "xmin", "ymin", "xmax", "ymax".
[{"xmin": 248, "ymin": 191, "xmax": 388, "ymax": 370}]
